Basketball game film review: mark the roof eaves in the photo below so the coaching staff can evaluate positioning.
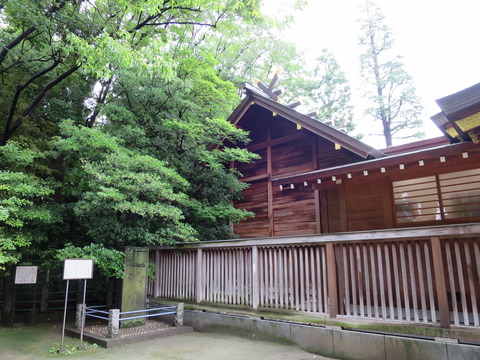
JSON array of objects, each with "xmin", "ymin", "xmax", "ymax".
[
  {"xmin": 246, "ymin": 91, "xmax": 385, "ymax": 159},
  {"xmin": 273, "ymin": 141, "xmax": 478, "ymax": 185}
]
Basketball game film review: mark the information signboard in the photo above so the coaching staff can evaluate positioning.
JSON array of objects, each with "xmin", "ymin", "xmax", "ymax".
[
  {"xmin": 14, "ymin": 266, "xmax": 38, "ymax": 284},
  {"xmin": 63, "ymin": 259, "xmax": 94, "ymax": 280}
]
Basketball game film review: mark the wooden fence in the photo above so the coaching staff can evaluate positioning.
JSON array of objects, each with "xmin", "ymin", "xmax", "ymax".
[{"xmin": 148, "ymin": 223, "xmax": 480, "ymax": 329}]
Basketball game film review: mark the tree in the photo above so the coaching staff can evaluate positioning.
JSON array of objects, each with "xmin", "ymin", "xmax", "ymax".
[
  {"xmin": 358, "ymin": 0, "xmax": 424, "ymax": 147},
  {"xmin": 0, "ymin": 142, "xmax": 55, "ymax": 269},
  {"xmin": 53, "ymin": 120, "xmax": 198, "ymax": 247},
  {"xmin": 102, "ymin": 58, "xmax": 258, "ymax": 240},
  {"xmin": 0, "ymin": 0, "xmax": 261, "ymax": 145},
  {"xmin": 302, "ymin": 49, "xmax": 355, "ymax": 133}
]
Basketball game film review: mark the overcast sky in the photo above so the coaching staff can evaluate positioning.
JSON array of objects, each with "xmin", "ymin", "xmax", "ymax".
[{"xmin": 261, "ymin": 0, "xmax": 480, "ymax": 147}]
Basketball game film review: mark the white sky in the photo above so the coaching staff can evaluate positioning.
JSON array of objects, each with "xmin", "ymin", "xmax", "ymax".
[{"xmin": 261, "ymin": 0, "xmax": 480, "ymax": 148}]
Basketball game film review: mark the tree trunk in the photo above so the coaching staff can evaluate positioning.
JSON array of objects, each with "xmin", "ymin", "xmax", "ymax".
[{"xmin": 40, "ymin": 268, "xmax": 50, "ymax": 313}]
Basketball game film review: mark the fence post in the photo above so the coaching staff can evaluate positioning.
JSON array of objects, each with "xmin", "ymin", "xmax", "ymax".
[
  {"xmin": 154, "ymin": 250, "xmax": 160, "ymax": 298},
  {"xmin": 252, "ymin": 246, "xmax": 259, "ymax": 309},
  {"xmin": 175, "ymin": 302, "xmax": 184, "ymax": 326},
  {"xmin": 107, "ymin": 309, "xmax": 120, "ymax": 338},
  {"xmin": 431, "ymin": 236, "xmax": 450, "ymax": 329},
  {"xmin": 326, "ymin": 243, "xmax": 338, "ymax": 318},
  {"xmin": 196, "ymin": 249, "xmax": 204, "ymax": 303},
  {"xmin": 75, "ymin": 304, "xmax": 84, "ymax": 329}
]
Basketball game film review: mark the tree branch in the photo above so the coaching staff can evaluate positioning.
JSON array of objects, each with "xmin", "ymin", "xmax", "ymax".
[
  {"xmin": 0, "ymin": 26, "xmax": 37, "ymax": 67},
  {"xmin": 85, "ymin": 78, "xmax": 112, "ymax": 128},
  {"xmin": 1, "ymin": 63, "xmax": 80, "ymax": 145},
  {"xmin": 132, "ymin": 6, "xmax": 202, "ymax": 31},
  {"xmin": 3, "ymin": 60, "xmax": 61, "ymax": 139},
  {"xmin": 142, "ymin": 21, "xmax": 216, "ymax": 28}
]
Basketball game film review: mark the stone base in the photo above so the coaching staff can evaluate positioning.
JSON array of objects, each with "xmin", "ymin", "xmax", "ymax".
[{"xmin": 65, "ymin": 325, "xmax": 193, "ymax": 348}]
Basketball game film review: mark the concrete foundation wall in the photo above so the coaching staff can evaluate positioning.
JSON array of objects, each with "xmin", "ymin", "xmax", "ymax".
[{"xmin": 183, "ymin": 310, "xmax": 480, "ymax": 360}]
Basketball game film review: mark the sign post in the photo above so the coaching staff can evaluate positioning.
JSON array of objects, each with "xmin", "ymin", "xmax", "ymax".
[
  {"xmin": 12, "ymin": 266, "xmax": 38, "ymax": 326},
  {"xmin": 60, "ymin": 259, "xmax": 93, "ymax": 352}
]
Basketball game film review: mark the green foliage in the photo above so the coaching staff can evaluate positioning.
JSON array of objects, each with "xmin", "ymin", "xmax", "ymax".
[
  {"xmin": 0, "ymin": 0, "xmax": 262, "ymax": 144},
  {"xmin": 0, "ymin": 0, "xmax": 314, "ymax": 270},
  {"xmin": 100, "ymin": 47, "xmax": 258, "ymax": 240},
  {"xmin": 0, "ymin": 142, "xmax": 55, "ymax": 268},
  {"xmin": 55, "ymin": 243, "xmax": 125, "ymax": 279},
  {"xmin": 283, "ymin": 49, "xmax": 357, "ymax": 134},
  {"xmin": 49, "ymin": 341, "xmax": 98, "ymax": 355},
  {"xmin": 54, "ymin": 120, "xmax": 197, "ymax": 246},
  {"xmin": 358, "ymin": 0, "xmax": 424, "ymax": 147}
]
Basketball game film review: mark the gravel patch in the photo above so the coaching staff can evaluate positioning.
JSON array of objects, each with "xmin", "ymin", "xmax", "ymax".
[{"xmin": 84, "ymin": 320, "xmax": 174, "ymax": 338}]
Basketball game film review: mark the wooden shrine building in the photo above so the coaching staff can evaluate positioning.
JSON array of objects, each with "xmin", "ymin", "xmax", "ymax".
[
  {"xmin": 230, "ymin": 82, "xmax": 480, "ymax": 238},
  {"xmin": 149, "ymin": 81, "xmax": 480, "ymax": 332}
]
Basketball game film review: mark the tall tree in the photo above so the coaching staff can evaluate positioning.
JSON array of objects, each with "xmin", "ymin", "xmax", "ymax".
[
  {"xmin": 0, "ymin": 0, "xmax": 263, "ymax": 269},
  {"xmin": 358, "ymin": 0, "xmax": 423, "ymax": 147},
  {"xmin": 301, "ymin": 49, "xmax": 355, "ymax": 133}
]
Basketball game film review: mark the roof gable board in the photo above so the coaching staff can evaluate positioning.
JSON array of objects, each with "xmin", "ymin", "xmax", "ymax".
[{"xmin": 228, "ymin": 84, "xmax": 385, "ymax": 160}]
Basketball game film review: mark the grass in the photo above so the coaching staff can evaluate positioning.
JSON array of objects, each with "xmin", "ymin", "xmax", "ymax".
[{"xmin": 0, "ymin": 323, "xmax": 100, "ymax": 359}]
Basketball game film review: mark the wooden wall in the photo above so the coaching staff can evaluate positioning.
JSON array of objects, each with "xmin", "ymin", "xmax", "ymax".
[
  {"xmin": 345, "ymin": 178, "xmax": 393, "ymax": 231},
  {"xmin": 233, "ymin": 106, "xmax": 364, "ymax": 238},
  {"xmin": 233, "ymin": 105, "xmax": 480, "ymax": 238}
]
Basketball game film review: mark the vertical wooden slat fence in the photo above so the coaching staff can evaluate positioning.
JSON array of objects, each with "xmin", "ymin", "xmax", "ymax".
[
  {"xmin": 338, "ymin": 240, "xmax": 438, "ymax": 323},
  {"xmin": 201, "ymin": 248, "xmax": 252, "ymax": 306},
  {"xmin": 443, "ymin": 238, "xmax": 480, "ymax": 326},
  {"xmin": 257, "ymin": 246, "xmax": 328, "ymax": 314},
  {"xmin": 147, "ymin": 224, "xmax": 480, "ymax": 329},
  {"xmin": 154, "ymin": 250, "xmax": 196, "ymax": 301}
]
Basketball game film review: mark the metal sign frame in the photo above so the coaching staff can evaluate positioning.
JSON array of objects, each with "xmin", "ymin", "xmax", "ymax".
[
  {"xmin": 14, "ymin": 266, "xmax": 38, "ymax": 284},
  {"xmin": 60, "ymin": 258, "xmax": 94, "ymax": 352},
  {"xmin": 62, "ymin": 258, "xmax": 94, "ymax": 280}
]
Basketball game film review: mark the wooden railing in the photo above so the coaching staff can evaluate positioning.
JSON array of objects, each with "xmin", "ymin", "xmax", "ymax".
[{"xmin": 148, "ymin": 223, "xmax": 480, "ymax": 329}]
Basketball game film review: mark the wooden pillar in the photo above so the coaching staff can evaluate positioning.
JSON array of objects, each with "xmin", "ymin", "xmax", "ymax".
[
  {"xmin": 314, "ymin": 189, "xmax": 321, "ymax": 234},
  {"xmin": 431, "ymin": 237, "xmax": 450, "ymax": 328},
  {"xmin": 196, "ymin": 249, "xmax": 204, "ymax": 303},
  {"xmin": 266, "ymin": 123, "xmax": 274, "ymax": 237},
  {"xmin": 252, "ymin": 246, "xmax": 259, "ymax": 309},
  {"xmin": 154, "ymin": 250, "xmax": 160, "ymax": 298},
  {"xmin": 326, "ymin": 243, "xmax": 338, "ymax": 318}
]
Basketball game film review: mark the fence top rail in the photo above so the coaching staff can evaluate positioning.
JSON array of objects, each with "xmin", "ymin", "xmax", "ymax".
[
  {"xmin": 119, "ymin": 306, "xmax": 177, "ymax": 316},
  {"xmin": 149, "ymin": 222, "xmax": 480, "ymax": 250},
  {"xmin": 85, "ymin": 308, "xmax": 109, "ymax": 315},
  {"xmin": 119, "ymin": 311, "xmax": 176, "ymax": 321}
]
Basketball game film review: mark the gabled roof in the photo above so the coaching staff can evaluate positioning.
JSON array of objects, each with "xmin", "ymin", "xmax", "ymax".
[
  {"xmin": 431, "ymin": 82, "xmax": 480, "ymax": 143},
  {"xmin": 228, "ymin": 83, "xmax": 385, "ymax": 159}
]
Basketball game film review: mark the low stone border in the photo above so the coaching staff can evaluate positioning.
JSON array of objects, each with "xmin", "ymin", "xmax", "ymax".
[{"xmin": 184, "ymin": 310, "xmax": 480, "ymax": 360}]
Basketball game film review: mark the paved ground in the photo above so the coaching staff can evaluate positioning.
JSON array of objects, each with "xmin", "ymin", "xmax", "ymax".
[{"xmin": 0, "ymin": 323, "xmax": 336, "ymax": 360}]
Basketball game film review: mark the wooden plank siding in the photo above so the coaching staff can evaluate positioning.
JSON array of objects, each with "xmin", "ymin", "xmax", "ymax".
[
  {"xmin": 345, "ymin": 178, "xmax": 393, "ymax": 231},
  {"xmin": 233, "ymin": 108, "xmax": 367, "ymax": 238},
  {"xmin": 234, "ymin": 118, "xmax": 480, "ymax": 239}
]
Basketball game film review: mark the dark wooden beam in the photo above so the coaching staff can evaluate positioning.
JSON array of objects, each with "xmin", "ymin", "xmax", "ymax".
[
  {"xmin": 287, "ymin": 101, "xmax": 301, "ymax": 109},
  {"xmin": 268, "ymin": 73, "xmax": 279, "ymax": 92},
  {"xmin": 256, "ymin": 81, "xmax": 279, "ymax": 101}
]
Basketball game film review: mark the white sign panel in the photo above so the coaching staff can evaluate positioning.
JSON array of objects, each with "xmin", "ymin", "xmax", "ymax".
[
  {"xmin": 15, "ymin": 266, "xmax": 38, "ymax": 284},
  {"xmin": 63, "ymin": 259, "xmax": 94, "ymax": 280}
]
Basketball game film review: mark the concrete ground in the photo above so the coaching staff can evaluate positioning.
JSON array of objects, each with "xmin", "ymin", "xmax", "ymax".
[{"xmin": 0, "ymin": 323, "xmax": 337, "ymax": 360}]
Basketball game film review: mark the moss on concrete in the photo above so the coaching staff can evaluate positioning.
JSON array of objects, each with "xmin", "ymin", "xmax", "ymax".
[{"xmin": 151, "ymin": 297, "xmax": 480, "ymax": 343}]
